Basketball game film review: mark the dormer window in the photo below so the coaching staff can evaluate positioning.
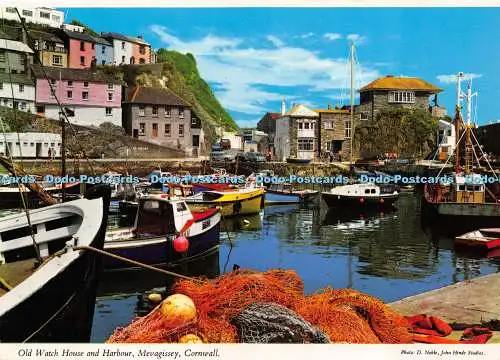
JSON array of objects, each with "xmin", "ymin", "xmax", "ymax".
[{"xmin": 388, "ymin": 91, "xmax": 415, "ymax": 104}]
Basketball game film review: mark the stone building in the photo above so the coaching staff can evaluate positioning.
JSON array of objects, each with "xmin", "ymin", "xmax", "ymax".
[
  {"xmin": 122, "ymin": 86, "xmax": 204, "ymax": 157},
  {"xmin": 315, "ymin": 107, "xmax": 351, "ymax": 160},
  {"xmin": 257, "ymin": 111, "xmax": 281, "ymax": 153},
  {"xmin": 356, "ymin": 75, "xmax": 443, "ymax": 122},
  {"xmin": 275, "ymin": 104, "xmax": 318, "ymax": 162}
]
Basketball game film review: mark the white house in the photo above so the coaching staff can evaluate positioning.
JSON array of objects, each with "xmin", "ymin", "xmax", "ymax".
[
  {"xmin": 0, "ymin": 132, "xmax": 61, "ymax": 158},
  {"xmin": 274, "ymin": 104, "xmax": 318, "ymax": 161},
  {"xmin": 1, "ymin": 7, "xmax": 64, "ymax": 28},
  {"xmin": 0, "ymin": 74, "xmax": 36, "ymax": 112},
  {"xmin": 101, "ymin": 33, "xmax": 133, "ymax": 65}
]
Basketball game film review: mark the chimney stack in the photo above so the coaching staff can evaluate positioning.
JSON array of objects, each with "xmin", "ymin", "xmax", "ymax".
[
  {"xmin": 281, "ymin": 98, "xmax": 286, "ymax": 115},
  {"xmin": 327, "ymin": 104, "xmax": 332, "ymax": 110}
]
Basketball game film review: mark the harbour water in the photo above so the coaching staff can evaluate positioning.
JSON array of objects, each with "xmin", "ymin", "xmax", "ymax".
[{"xmin": 91, "ymin": 191, "xmax": 500, "ymax": 342}]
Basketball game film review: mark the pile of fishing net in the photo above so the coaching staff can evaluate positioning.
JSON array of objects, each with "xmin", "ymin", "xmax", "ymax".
[{"xmin": 107, "ymin": 269, "xmax": 412, "ymax": 344}]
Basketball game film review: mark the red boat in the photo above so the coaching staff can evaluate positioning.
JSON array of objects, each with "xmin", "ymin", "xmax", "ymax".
[{"xmin": 455, "ymin": 228, "xmax": 500, "ymax": 250}]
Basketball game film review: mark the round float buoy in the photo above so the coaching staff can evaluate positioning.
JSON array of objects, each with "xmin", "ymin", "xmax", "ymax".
[
  {"xmin": 380, "ymin": 198, "xmax": 384, "ymax": 204},
  {"xmin": 173, "ymin": 235, "xmax": 189, "ymax": 253},
  {"xmin": 359, "ymin": 198, "xmax": 364, "ymax": 203},
  {"xmin": 148, "ymin": 293, "xmax": 162, "ymax": 303}
]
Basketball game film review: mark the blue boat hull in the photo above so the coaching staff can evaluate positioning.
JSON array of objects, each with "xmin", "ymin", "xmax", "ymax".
[
  {"xmin": 104, "ymin": 222, "xmax": 220, "ymax": 270},
  {"xmin": 264, "ymin": 190, "xmax": 301, "ymax": 204}
]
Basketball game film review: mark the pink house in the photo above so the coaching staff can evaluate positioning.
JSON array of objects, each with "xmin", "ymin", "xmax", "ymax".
[
  {"xmin": 34, "ymin": 65, "xmax": 122, "ymax": 127},
  {"xmin": 63, "ymin": 30, "xmax": 96, "ymax": 69}
]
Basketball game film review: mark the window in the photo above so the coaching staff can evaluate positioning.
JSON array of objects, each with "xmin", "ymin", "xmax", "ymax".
[
  {"xmin": 52, "ymin": 15, "xmax": 60, "ymax": 22},
  {"xmin": 0, "ymin": 51, "xmax": 5, "ymax": 62},
  {"xmin": 80, "ymin": 41, "xmax": 85, "ymax": 51},
  {"xmin": 324, "ymin": 121, "xmax": 334, "ymax": 129},
  {"xmin": 39, "ymin": 11, "xmax": 50, "ymax": 19},
  {"xmin": 80, "ymin": 56, "xmax": 85, "ymax": 66},
  {"xmin": 139, "ymin": 123, "xmax": 145, "ymax": 134},
  {"xmin": 107, "ymin": 83, "xmax": 113, "ymax": 90},
  {"xmin": 179, "ymin": 124, "xmax": 184, "ymax": 137},
  {"xmin": 0, "ymin": 82, "xmax": 2, "ymax": 90},
  {"xmin": 11, "ymin": 69, "xmax": 17, "ymax": 74},
  {"xmin": 165, "ymin": 107, "xmax": 171, "ymax": 117},
  {"xmin": 83, "ymin": 81, "xmax": 89, "ymax": 88},
  {"xmin": 139, "ymin": 45, "xmax": 146, "ymax": 55},
  {"xmin": 298, "ymin": 122, "xmax": 303, "ymax": 129},
  {"xmin": 139, "ymin": 105, "xmax": 145, "ymax": 116},
  {"xmin": 304, "ymin": 122, "xmax": 310, "ymax": 129},
  {"xmin": 102, "ymin": 46, "xmax": 106, "ymax": 54},
  {"xmin": 107, "ymin": 93, "xmax": 113, "ymax": 101},
  {"xmin": 165, "ymin": 124, "xmax": 171, "ymax": 136},
  {"xmin": 102, "ymin": 60, "xmax": 106, "ymax": 65},
  {"xmin": 30, "ymin": 143, "xmax": 34, "ymax": 147},
  {"xmin": 22, "ymin": 10, "xmax": 33, "ymax": 17},
  {"xmin": 121, "ymin": 42, "xmax": 126, "ymax": 49},
  {"xmin": 67, "ymin": 90, "xmax": 73, "ymax": 99},
  {"xmin": 152, "ymin": 105, "xmax": 158, "ymax": 116},
  {"xmin": 82, "ymin": 91, "xmax": 89, "ymax": 100},
  {"xmin": 52, "ymin": 54, "xmax": 62, "ymax": 66},
  {"xmin": 50, "ymin": 79, "xmax": 56, "ymax": 86},
  {"xmin": 360, "ymin": 113, "xmax": 368, "ymax": 121},
  {"xmin": 152, "ymin": 123, "xmax": 158, "ymax": 138},
  {"xmin": 344, "ymin": 119, "xmax": 351, "ymax": 139},
  {"xmin": 91, "ymin": 43, "xmax": 95, "ymax": 50},
  {"xmin": 6, "ymin": 7, "xmax": 16, "ymax": 13},
  {"xmin": 121, "ymin": 56, "xmax": 126, "ymax": 63},
  {"xmin": 139, "ymin": 58, "xmax": 146, "ymax": 64},
  {"xmin": 388, "ymin": 91, "xmax": 415, "ymax": 104},
  {"xmin": 0, "ymin": 68, "xmax": 5, "ymax": 73},
  {"xmin": 179, "ymin": 108, "xmax": 184, "ymax": 118},
  {"xmin": 298, "ymin": 138, "xmax": 314, "ymax": 151},
  {"xmin": 67, "ymin": 80, "xmax": 73, "ymax": 87},
  {"xmin": 36, "ymin": 106, "xmax": 45, "ymax": 114},
  {"xmin": 17, "ymin": 84, "xmax": 24, "ymax": 93},
  {"xmin": 191, "ymin": 116, "xmax": 198, "ymax": 126},
  {"xmin": 19, "ymin": 102, "xmax": 26, "ymax": 110},
  {"xmin": 106, "ymin": 107, "xmax": 112, "ymax": 116}
]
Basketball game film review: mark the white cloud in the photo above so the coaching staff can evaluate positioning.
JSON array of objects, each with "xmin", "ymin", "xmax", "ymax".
[
  {"xmin": 324, "ymin": 33, "xmax": 341, "ymax": 41},
  {"xmin": 151, "ymin": 26, "xmax": 380, "ymax": 115},
  {"xmin": 437, "ymin": 73, "xmax": 482, "ymax": 84},
  {"xmin": 266, "ymin": 35, "xmax": 284, "ymax": 48},
  {"xmin": 346, "ymin": 34, "xmax": 367, "ymax": 44},
  {"xmin": 299, "ymin": 32, "xmax": 315, "ymax": 39}
]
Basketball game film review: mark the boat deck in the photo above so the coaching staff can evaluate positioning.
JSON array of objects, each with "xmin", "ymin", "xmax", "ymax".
[{"xmin": 0, "ymin": 259, "xmax": 37, "ymax": 297}]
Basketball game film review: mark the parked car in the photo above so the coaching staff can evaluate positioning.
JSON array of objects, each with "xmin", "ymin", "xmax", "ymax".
[
  {"xmin": 210, "ymin": 151, "xmax": 235, "ymax": 163},
  {"xmin": 236, "ymin": 152, "xmax": 266, "ymax": 163}
]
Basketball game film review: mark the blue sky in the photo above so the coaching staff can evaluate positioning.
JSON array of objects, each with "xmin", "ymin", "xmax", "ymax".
[{"xmin": 61, "ymin": 8, "xmax": 500, "ymax": 128}]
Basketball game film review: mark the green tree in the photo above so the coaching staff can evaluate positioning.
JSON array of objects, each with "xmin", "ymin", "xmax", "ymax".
[{"xmin": 69, "ymin": 20, "xmax": 98, "ymax": 37}]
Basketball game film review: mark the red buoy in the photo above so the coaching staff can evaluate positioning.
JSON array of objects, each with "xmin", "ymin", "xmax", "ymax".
[
  {"xmin": 359, "ymin": 198, "xmax": 364, "ymax": 203},
  {"xmin": 173, "ymin": 235, "xmax": 189, "ymax": 253}
]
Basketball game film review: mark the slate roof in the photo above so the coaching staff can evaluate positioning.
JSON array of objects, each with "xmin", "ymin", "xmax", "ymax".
[
  {"xmin": 92, "ymin": 36, "xmax": 112, "ymax": 46},
  {"xmin": 124, "ymin": 86, "xmax": 187, "ymax": 106},
  {"xmin": 360, "ymin": 76, "xmax": 442, "ymax": 93},
  {"xmin": 31, "ymin": 65, "xmax": 121, "ymax": 84},
  {"xmin": 0, "ymin": 73, "xmax": 34, "ymax": 86},
  {"xmin": 0, "ymin": 38, "xmax": 34, "ymax": 53},
  {"xmin": 101, "ymin": 32, "xmax": 150, "ymax": 46},
  {"xmin": 29, "ymin": 30, "xmax": 64, "ymax": 44},
  {"xmin": 62, "ymin": 29, "xmax": 96, "ymax": 43}
]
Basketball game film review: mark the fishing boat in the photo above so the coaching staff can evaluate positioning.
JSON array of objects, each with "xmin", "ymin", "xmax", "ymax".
[
  {"xmin": 321, "ymin": 183, "xmax": 399, "ymax": 208},
  {"xmin": 455, "ymin": 228, "xmax": 500, "ymax": 251},
  {"xmin": 104, "ymin": 196, "xmax": 221, "ymax": 270},
  {"xmin": 185, "ymin": 186, "xmax": 265, "ymax": 217},
  {"xmin": 264, "ymin": 183, "xmax": 319, "ymax": 205},
  {"xmin": 422, "ymin": 73, "xmax": 500, "ymax": 220},
  {"xmin": 0, "ymin": 184, "xmax": 111, "ymax": 342},
  {"xmin": 398, "ymin": 185, "xmax": 415, "ymax": 193}
]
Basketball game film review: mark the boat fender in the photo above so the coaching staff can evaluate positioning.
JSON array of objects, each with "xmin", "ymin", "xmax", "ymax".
[
  {"xmin": 380, "ymin": 198, "xmax": 384, "ymax": 204},
  {"xmin": 360, "ymin": 198, "xmax": 364, "ymax": 203},
  {"xmin": 173, "ymin": 235, "xmax": 189, "ymax": 253}
]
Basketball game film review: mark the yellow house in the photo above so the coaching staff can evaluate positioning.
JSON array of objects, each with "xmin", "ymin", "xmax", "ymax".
[{"xmin": 30, "ymin": 30, "xmax": 68, "ymax": 68}]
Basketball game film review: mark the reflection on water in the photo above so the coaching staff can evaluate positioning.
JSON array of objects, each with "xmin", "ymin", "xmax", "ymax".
[{"xmin": 88, "ymin": 193, "xmax": 500, "ymax": 342}]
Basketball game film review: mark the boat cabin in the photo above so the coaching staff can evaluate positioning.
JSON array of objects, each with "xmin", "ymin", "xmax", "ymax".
[
  {"xmin": 453, "ymin": 174, "xmax": 485, "ymax": 204},
  {"xmin": 134, "ymin": 197, "xmax": 193, "ymax": 237},
  {"xmin": 331, "ymin": 183, "xmax": 383, "ymax": 197}
]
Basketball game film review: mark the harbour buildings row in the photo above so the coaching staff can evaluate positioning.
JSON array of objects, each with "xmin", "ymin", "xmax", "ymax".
[
  {"xmin": 258, "ymin": 75, "xmax": 449, "ymax": 161},
  {"xmin": 0, "ymin": 8, "xmax": 205, "ymax": 158}
]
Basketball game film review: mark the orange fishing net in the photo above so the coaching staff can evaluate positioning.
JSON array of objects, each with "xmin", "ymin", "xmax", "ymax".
[{"xmin": 107, "ymin": 269, "xmax": 412, "ymax": 344}]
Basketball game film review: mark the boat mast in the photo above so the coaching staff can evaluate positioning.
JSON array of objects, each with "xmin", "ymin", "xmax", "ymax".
[
  {"xmin": 464, "ymin": 80, "xmax": 477, "ymax": 175},
  {"xmin": 350, "ymin": 42, "xmax": 355, "ymax": 164},
  {"xmin": 455, "ymin": 72, "xmax": 463, "ymax": 174}
]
